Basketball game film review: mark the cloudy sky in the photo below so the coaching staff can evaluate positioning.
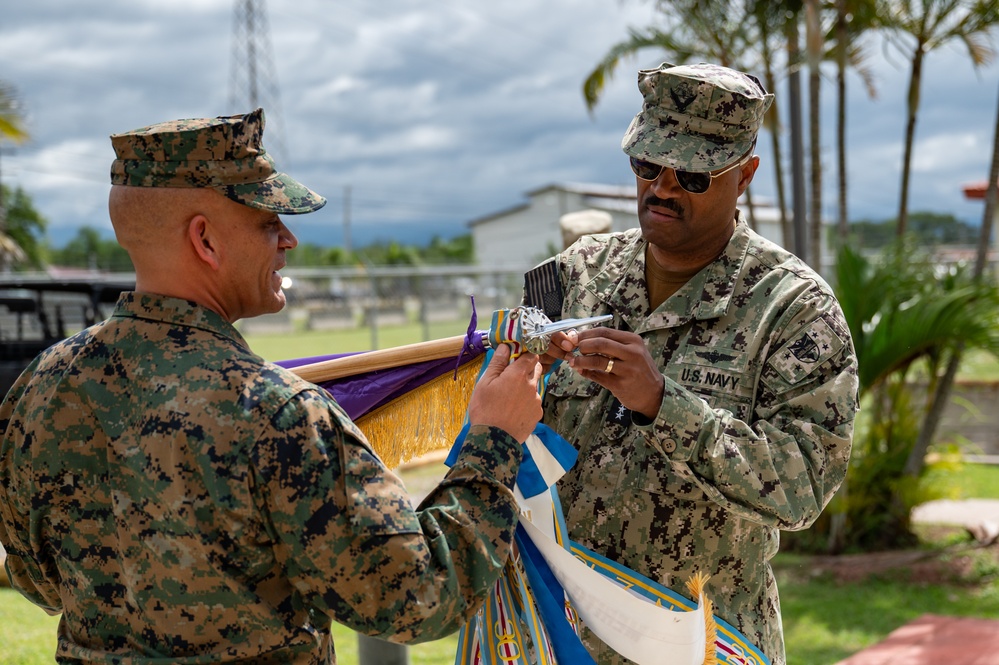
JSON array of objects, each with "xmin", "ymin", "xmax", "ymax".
[{"xmin": 2, "ymin": 0, "xmax": 998, "ymax": 249}]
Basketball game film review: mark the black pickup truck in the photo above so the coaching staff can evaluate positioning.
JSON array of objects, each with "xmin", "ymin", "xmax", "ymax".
[{"xmin": 0, "ymin": 278, "xmax": 133, "ymax": 397}]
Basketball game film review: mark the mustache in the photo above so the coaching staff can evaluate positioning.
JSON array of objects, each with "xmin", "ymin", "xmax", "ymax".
[{"xmin": 642, "ymin": 194, "xmax": 685, "ymax": 217}]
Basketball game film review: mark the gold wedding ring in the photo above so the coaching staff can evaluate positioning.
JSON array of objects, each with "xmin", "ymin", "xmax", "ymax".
[{"xmin": 604, "ymin": 358, "xmax": 615, "ymax": 373}]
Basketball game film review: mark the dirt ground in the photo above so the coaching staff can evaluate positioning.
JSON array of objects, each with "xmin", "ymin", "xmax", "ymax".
[{"xmin": 802, "ymin": 525, "xmax": 999, "ymax": 585}]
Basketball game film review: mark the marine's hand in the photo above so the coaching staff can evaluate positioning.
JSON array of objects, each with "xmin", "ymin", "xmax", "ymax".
[
  {"xmin": 468, "ymin": 344, "xmax": 543, "ymax": 442},
  {"xmin": 567, "ymin": 328, "xmax": 664, "ymax": 419}
]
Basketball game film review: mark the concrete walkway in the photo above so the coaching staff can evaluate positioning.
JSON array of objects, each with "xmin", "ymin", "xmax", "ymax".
[
  {"xmin": 912, "ymin": 497, "xmax": 999, "ymax": 530},
  {"xmin": 834, "ymin": 614, "xmax": 999, "ymax": 665}
]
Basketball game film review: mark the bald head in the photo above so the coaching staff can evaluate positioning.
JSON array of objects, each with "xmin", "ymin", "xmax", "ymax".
[
  {"xmin": 109, "ymin": 185, "xmax": 215, "ymax": 255},
  {"xmin": 108, "ymin": 184, "xmax": 297, "ymax": 320},
  {"xmin": 108, "ymin": 186, "xmax": 236, "ymax": 304}
]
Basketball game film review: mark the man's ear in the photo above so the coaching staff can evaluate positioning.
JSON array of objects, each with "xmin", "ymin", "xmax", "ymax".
[
  {"xmin": 736, "ymin": 155, "xmax": 760, "ymax": 196},
  {"xmin": 187, "ymin": 214, "xmax": 222, "ymax": 271}
]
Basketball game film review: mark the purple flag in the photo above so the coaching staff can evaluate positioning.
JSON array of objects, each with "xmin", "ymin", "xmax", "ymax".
[{"xmin": 275, "ymin": 329, "xmax": 487, "ymax": 421}]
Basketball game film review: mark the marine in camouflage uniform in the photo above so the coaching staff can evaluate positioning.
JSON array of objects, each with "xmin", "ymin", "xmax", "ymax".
[
  {"xmin": 0, "ymin": 109, "xmax": 541, "ymax": 664},
  {"xmin": 531, "ymin": 64, "xmax": 859, "ymax": 664}
]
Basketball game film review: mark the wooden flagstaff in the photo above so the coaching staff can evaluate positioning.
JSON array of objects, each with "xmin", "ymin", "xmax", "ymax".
[{"xmin": 289, "ymin": 333, "xmax": 480, "ymax": 384}]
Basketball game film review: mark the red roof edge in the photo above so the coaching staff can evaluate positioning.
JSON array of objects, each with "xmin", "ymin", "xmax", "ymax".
[{"xmin": 963, "ymin": 179, "xmax": 998, "ymax": 200}]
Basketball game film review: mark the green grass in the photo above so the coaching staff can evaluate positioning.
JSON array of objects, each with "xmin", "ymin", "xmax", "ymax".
[
  {"xmin": 957, "ymin": 349, "xmax": 999, "ymax": 382},
  {"xmin": 924, "ymin": 462, "xmax": 999, "ymax": 500},
  {"xmin": 241, "ymin": 320, "xmax": 472, "ymax": 362},
  {"xmin": 0, "ymin": 592, "xmax": 60, "ymax": 665},
  {"xmin": 774, "ymin": 550, "xmax": 999, "ymax": 664}
]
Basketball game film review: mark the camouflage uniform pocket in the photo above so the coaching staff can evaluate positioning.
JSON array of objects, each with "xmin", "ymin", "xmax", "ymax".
[
  {"xmin": 670, "ymin": 344, "xmax": 754, "ymax": 421},
  {"xmin": 543, "ymin": 364, "xmax": 605, "ymax": 442},
  {"xmin": 626, "ymin": 435, "xmax": 714, "ymax": 503}
]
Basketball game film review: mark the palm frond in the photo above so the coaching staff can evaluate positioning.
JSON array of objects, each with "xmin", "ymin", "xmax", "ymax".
[
  {"xmin": 0, "ymin": 81, "xmax": 29, "ymax": 144},
  {"xmin": 858, "ymin": 284, "xmax": 999, "ymax": 390},
  {"xmin": 582, "ymin": 28, "xmax": 695, "ymax": 111}
]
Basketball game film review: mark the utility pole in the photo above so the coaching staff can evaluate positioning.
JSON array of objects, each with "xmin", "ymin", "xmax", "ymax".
[
  {"xmin": 343, "ymin": 185, "xmax": 352, "ymax": 255},
  {"xmin": 229, "ymin": 10, "xmax": 405, "ymax": 662}
]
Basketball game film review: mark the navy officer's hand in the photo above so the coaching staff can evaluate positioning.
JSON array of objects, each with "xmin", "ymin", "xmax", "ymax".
[{"xmin": 554, "ymin": 328, "xmax": 665, "ymax": 419}]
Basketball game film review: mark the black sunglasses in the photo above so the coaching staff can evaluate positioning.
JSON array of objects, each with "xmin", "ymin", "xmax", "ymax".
[{"xmin": 629, "ymin": 154, "xmax": 752, "ymax": 194}]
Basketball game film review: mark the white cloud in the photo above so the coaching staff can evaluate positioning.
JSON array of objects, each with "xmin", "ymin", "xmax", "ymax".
[{"xmin": 912, "ymin": 133, "xmax": 980, "ymax": 173}]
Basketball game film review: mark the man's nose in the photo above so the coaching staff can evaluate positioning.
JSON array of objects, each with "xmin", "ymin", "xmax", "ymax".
[
  {"xmin": 648, "ymin": 167, "xmax": 683, "ymax": 196},
  {"xmin": 279, "ymin": 221, "xmax": 299, "ymax": 249}
]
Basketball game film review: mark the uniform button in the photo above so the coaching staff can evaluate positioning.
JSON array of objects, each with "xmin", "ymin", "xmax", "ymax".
[{"xmin": 663, "ymin": 439, "xmax": 676, "ymax": 453}]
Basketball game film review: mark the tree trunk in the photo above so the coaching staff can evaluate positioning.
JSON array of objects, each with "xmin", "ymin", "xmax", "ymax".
[
  {"xmin": 762, "ymin": 52, "xmax": 791, "ymax": 250},
  {"xmin": 836, "ymin": 0, "xmax": 849, "ymax": 243},
  {"xmin": 896, "ymin": 44, "xmax": 925, "ymax": 238},
  {"xmin": 755, "ymin": 2, "xmax": 790, "ymax": 249},
  {"xmin": 787, "ymin": 16, "xmax": 809, "ymax": 262},
  {"xmin": 806, "ymin": 0, "xmax": 823, "ymax": 272},
  {"xmin": 972, "ymin": 80, "xmax": 999, "ymax": 278}
]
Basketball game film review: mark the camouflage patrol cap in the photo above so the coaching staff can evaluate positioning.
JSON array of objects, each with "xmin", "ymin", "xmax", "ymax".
[
  {"xmin": 109, "ymin": 108, "xmax": 326, "ymax": 214},
  {"xmin": 621, "ymin": 62, "xmax": 774, "ymax": 173}
]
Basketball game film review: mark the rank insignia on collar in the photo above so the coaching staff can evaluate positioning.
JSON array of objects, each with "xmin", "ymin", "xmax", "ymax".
[{"xmin": 606, "ymin": 396, "xmax": 631, "ymax": 426}]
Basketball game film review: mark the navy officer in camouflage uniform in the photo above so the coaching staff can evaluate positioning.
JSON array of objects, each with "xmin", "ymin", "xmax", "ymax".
[
  {"xmin": 531, "ymin": 64, "xmax": 859, "ymax": 664},
  {"xmin": 0, "ymin": 108, "xmax": 544, "ymax": 664}
]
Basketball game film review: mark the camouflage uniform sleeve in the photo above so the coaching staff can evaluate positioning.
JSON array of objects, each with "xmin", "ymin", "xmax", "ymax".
[
  {"xmin": 252, "ymin": 388, "xmax": 522, "ymax": 643},
  {"xmin": 637, "ymin": 289, "xmax": 859, "ymax": 530},
  {"xmin": 0, "ymin": 364, "xmax": 64, "ymax": 615}
]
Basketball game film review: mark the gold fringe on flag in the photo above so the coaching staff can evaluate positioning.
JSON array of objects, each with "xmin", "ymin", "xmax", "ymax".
[
  {"xmin": 353, "ymin": 355, "xmax": 485, "ymax": 469},
  {"xmin": 287, "ymin": 334, "xmax": 486, "ymax": 468},
  {"xmin": 685, "ymin": 571, "xmax": 719, "ymax": 665}
]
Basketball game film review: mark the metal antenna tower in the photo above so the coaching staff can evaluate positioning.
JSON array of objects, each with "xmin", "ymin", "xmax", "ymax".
[{"xmin": 228, "ymin": 0, "xmax": 287, "ymax": 163}]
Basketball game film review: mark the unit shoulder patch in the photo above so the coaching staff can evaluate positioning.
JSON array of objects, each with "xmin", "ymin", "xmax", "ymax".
[{"xmin": 768, "ymin": 317, "xmax": 844, "ymax": 385}]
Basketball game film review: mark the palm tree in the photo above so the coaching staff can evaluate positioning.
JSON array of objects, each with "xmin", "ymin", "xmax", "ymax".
[
  {"xmin": 0, "ymin": 82, "xmax": 28, "ymax": 143},
  {"xmin": 806, "ymin": 0, "xmax": 826, "ymax": 271},
  {"xmin": 750, "ymin": 1, "xmax": 796, "ymax": 247},
  {"xmin": 582, "ymin": 0, "xmax": 878, "ymax": 257},
  {"xmin": 832, "ymin": 0, "xmax": 880, "ymax": 245},
  {"xmin": 582, "ymin": 1, "xmax": 755, "ymax": 111},
  {"xmin": 835, "ymin": 0, "xmax": 849, "ymax": 242},
  {"xmin": 874, "ymin": 0, "xmax": 999, "ymax": 237},
  {"xmin": 0, "ymin": 81, "xmax": 30, "ymax": 270},
  {"xmin": 831, "ymin": 241, "xmax": 999, "ymax": 550},
  {"xmin": 803, "ymin": 0, "xmax": 881, "ymax": 270},
  {"xmin": 973, "ymin": 82, "xmax": 999, "ymax": 277},
  {"xmin": 903, "ymin": 79, "xmax": 999, "ymax": 482}
]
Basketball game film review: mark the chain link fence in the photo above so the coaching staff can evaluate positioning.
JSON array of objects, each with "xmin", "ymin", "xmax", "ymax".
[{"xmin": 238, "ymin": 264, "xmax": 534, "ymax": 341}]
